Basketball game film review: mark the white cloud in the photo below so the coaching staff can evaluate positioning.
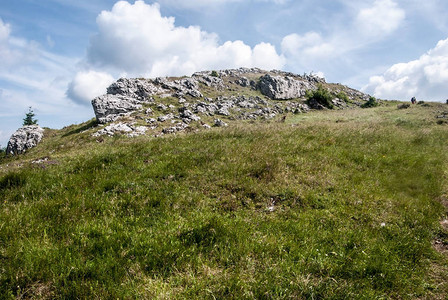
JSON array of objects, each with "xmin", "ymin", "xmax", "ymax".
[
  {"xmin": 363, "ymin": 38, "xmax": 448, "ymax": 101},
  {"xmin": 355, "ymin": 0, "xmax": 405, "ymax": 37},
  {"xmin": 0, "ymin": 18, "xmax": 10, "ymax": 42},
  {"xmin": 281, "ymin": 32, "xmax": 334, "ymax": 58},
  {"xmin": 67, "ymin": 70, "xmax": 115, "ymax": 104},
  {"xmin": 157, "ymin": 0, "xmax": 289, "ymax": 8},
  {"xmin": 0, "ymin": 18, "xmax": 91, "ymax": 147},
  {"xmin": 280, "ymin": 0, "xmax": 405, "ymax": 77},
  {"xmin": 85, "ymin": 1, "xmax": 284, "ymax": 78}
]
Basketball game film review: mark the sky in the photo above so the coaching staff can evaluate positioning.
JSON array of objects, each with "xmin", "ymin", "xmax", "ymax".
[{"xmin": 1, "ymin": 0, "xmax": 448, "ymax": 146}]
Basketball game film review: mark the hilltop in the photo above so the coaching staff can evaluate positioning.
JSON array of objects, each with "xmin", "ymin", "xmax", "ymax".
[
  {"xmin": 1, "ymin": 69, "xmax": 448, "ymax": 299},
  {"xmin": 89, "ymin": 68, "xmax": 371, "ymax": 138}
]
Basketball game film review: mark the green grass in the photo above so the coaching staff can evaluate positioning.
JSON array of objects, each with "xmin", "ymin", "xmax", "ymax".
[{"xmin": 1, "ymin": 103, "xmax": 447, "ymax": 299}]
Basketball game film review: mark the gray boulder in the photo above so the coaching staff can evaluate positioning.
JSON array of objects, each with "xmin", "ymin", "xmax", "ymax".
[
  {"xmin": 258, "ymin": 74, "xmax": 315, "ymax": 100},
  {"xmin": 6, "ymin": 125, "xmax": 44, "ymax": 155},
  {"xmin": 235, "ymin": 77, "xmax": 251, "ymax": 87},
  {"xmin": 92, "ymin": 94, "xmax": 142, "ymax": 124},
  {"xmin": 107, "ymin": 78, "xmax": 165, "ymax": 100},
  {"xmin": 155, "ymin": 77, "xmax": 203, "ymax": 98},
  {"xmin": 194, "ymin": 74, "xmax": 225, "ymax": 89}
]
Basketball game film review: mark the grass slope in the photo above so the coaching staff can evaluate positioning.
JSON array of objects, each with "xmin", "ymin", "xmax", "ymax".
[{"xmin": 1, "ymin": 103, "xmax": 447, "ymax": 299}]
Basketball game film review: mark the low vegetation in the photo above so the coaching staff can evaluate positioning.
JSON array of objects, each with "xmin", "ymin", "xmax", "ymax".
[
  {"xmin": 361, "ymin": 96, "xmax": 380, "ymax": 108},
  {"xmin": 0, "ymin": 102, "xmax": 447, "ymax": 299},
  {"xmin": 306, "ymin": 84, "xmax": 334, "ymax": 109}
]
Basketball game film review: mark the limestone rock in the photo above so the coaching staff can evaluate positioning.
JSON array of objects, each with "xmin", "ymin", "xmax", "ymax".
[
  {"xmin": 162, "ymin": 123, "xmax": 189, "ymax": 134},
  {"xmin": 158, "ymin": 114, "xmax": 174, "ymax": 122},
  {"xmin": 258, "ymin": 74, "xmax": 315, "ymax": 100},
  {"xmin": 107, "ymin": 78, "xmax": 165, "ymax": 100},
  {"xmin": 193, "ymin": 73, "xmax": 225, "ymax": 89},
  {"xmin": 92, "ymin": 94, "xmax": 142, "ymax": 124},
  {"xmin": 214, "ymin": 119, "xmax": 228, "ymax": 127},
  {"xmin": 155, "ymin": 77, "xmax": 203, "ymax": 98},
  {"xmin": 6, "ymin": 125, "xmax": 44, "ymax": 155},
  {"xmin": 92, "ymin": 122, "xmax": 147, "ymax": 137}
]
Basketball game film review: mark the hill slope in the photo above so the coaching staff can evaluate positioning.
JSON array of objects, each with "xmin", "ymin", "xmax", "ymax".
[{"xmin": 1, "ymin": 76, "xmax": 448, "ymax": 298}]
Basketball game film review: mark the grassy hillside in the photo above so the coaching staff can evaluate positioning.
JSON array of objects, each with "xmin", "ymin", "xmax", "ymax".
[{"xmin": 1, "ymin": 102, "xmax": 447, "ymax": 299}]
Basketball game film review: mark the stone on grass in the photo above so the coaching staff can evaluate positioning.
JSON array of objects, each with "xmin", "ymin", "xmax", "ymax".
[{"xmin": 6, "ymin": 125, "xmax": 44, "ymax": 155}]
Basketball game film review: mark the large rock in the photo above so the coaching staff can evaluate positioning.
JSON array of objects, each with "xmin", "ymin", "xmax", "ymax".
[
  {"xmin": 193, "ymin": 73, "xmax": 225, "ymax": 89},
  {"xmin": 92, "ymin": 94, "xmax": 143, "ymax": 124},
  {"xmin": 6, "ymin": 125, "xmax": 44, "ymax": 155},
  {"xmin": 154, "ymin": 77, "xmax": 203, "ymax": 98},
  {"xmin": 107, "ymin": 78, "xmax": 166, "ymax": 99},
  {"xmin": 258, "ymin": 74, "xmax": 315, "ymax": 100}
]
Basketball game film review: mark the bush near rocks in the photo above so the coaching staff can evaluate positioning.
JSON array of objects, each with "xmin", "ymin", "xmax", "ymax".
[
  {"xmin": 361, "ymin": 96, "xmax": 379, "ymax": 108},
  {"xmin": 306, "ymin": 84, "xmax": 334, "ymax": 109}
]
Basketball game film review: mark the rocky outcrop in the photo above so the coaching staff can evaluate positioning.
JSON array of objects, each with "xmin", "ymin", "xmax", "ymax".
[
  {"xmin": 6, "ymin": 125, "xmax": 44, "ymax": 155},
  {"xmin": 92, "ymin": 94, "xmax": 144, "ymax": 124},
  {"xmin": 193, "ymin": 73, "xmax": 225, "ymax": 89},
  {"xmin": 107, "ymin": 78, "xmax": 166, "ymax": 99},
  {"xmin": 89, "ymin": 68, "xmax": 372, "ymax": 138},
  {"xmin": 92, "ymin": 77, "xmax": 203, "ymax": 124},
  {"xmin": 92, "ymin": 78, "xmax": 165, "ymax": 124},
  {"xmin": 258, "ymin": 74, "xmax": 316, "ymax": 100},
  {"xmin": 154, "ymin": 77, "xmax": 203, "ymax": 98}
]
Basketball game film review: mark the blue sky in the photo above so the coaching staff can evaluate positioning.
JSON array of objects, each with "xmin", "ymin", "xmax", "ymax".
[{"xmin": 1, "ymin": 0, "xmax": 448, "ymax": 146}]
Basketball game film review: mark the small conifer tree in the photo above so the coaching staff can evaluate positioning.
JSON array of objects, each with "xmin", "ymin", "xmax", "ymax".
[{"xmin": 23, "ymin": 107, "xmax": 38, "ymax": 126}]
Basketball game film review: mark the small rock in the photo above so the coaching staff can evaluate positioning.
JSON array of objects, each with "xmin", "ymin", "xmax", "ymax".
[
  {"xmin": 157, "ymin": 103, "xmax": 168, "ymax": 111},
  {"xmin": 214, "ymin": 119, "xmax": 228, "ymax": 127},
  {"xmin": 216, "ymin": 107, "xmax": 230, "ymax": 116},
  {"xmin": 158, "ymin": 114, "xmax": 174, "ymax": 122}
]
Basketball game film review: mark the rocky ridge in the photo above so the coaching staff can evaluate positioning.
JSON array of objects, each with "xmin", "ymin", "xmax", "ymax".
[
  {"xmin": 5, "ymin": 68, "xmax": 373, "ymax": 156},
  {"xmin": 90, "ymin": 68, "xmax": 372, "ymax": 138}
]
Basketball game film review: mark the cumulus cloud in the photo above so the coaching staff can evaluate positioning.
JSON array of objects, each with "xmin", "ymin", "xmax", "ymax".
[
  {"xmin": 281, "ymin": 32, "xmax": 334, "ymax": 58},
  {"xmin": 280, "ymin": 0, "xmax": 405, "ymax": 77},
  {"xmin": 355, "ymin": 0, "xmax": 405, "ymax": 37},
  {"xmin": 157, "ymin": 0, "xmax": 289, "ymax": 8},
  {"xmin": 363, "ymin": 38, "xmax": 448, "ymax": 101},
  {"xmin": 67, "ymin": 70, "xmax": 115, "ymax": 104},
  {"xmin": 86, "ymin": 1, "xmax": 284, "ymax": 78}
]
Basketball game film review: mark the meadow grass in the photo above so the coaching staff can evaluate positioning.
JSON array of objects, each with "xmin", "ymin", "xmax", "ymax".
[{"xmin": 0, "ymin": 103, "xmax": 447, "ymax": 299}]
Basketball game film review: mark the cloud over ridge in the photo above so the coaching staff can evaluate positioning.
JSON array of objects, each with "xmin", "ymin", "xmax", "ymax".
[{"xmin": 87, "ymin": 1, "xmax": 284, "ymax": 78}]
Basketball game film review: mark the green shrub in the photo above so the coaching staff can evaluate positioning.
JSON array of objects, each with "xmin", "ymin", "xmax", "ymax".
[
  {"xmin": 210, "ymin": 70, "xmax": 219, "ymax": 77},
  {"xmin": 361, "ymin": 96, "xmax": 379, "ymax": 108},
  {"xmin": 306, "ymin": 84, "xmax": 334, "ymax": 109},
  {"xmin": 336, "ymin": 91, "xmax": 349, "ymax": 102}
]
